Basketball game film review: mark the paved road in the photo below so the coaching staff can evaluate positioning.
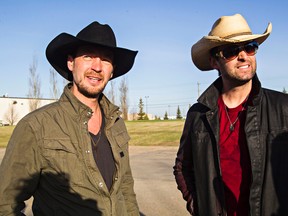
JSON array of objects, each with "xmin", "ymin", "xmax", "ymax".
[
  {"xmin": 0, "ymin": 146, "xmax": 190, "ymax": 216},
  {"xmin": 130, "ymin": 146, "xmax": 189, "ymax": 216},
  {"xmin": 0, "ymin": 148, "xmax": 5, "ymax": 164}
]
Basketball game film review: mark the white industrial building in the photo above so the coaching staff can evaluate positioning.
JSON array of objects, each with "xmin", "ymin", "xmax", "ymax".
[
  {"xmin": 0, "ymin": 96, "xmax": 156, "ymax": 125},
  {"xmin": 0, "ymin": 97, "xmax": 56, "ymax": 126}
]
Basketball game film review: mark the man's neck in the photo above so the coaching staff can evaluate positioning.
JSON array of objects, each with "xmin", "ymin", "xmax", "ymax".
[
  {"xmin": 221, "ymin": 80, "xmax": 252, "ymax": 108},
  {"xmin": 71, "ymin": 85, "xmax": 100, "ymax": 112}
]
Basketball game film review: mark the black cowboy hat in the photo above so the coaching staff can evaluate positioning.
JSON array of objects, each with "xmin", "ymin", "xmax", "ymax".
[{"xmin": 46, "ymin": 21, "xmax": 138, "ymax": 81}]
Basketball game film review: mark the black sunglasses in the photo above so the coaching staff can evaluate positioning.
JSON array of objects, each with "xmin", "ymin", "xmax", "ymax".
[{"xmin": 214, "ymin": 41, "xmax": 259, "ymax": 61}]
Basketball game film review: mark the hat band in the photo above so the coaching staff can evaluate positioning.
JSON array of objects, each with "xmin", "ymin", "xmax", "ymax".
[{"xmin": 224, "ymin": 31, "xmax": 252, "ymax": 39}]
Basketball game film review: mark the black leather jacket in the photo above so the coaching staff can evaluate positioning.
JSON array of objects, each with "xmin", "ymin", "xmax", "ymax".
[{"xmin": 174, "ymin": 75, "xmax": 288, "ymax": 216}]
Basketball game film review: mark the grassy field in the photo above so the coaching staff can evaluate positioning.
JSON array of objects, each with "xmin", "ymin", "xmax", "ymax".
[
  {"xmin": 0, "ymin": 120, "xmax": 185, "ymax": 148},
  {"xmin": 0, "ymin": 126, "xmax": 15, "ymax": 148},
  {"xmin": 126, "ymin": 120, "xmax": 184, "ymax": 146}
]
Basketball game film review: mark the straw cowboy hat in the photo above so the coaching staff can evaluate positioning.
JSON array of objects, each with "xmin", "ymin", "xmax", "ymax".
[
  {"xmin": 191, "ymin": 14, "xmax": 272, "ymax": 71},
  {"xmin": 46, "ymin": 21, "xmax": 138, "ymax": 81}
]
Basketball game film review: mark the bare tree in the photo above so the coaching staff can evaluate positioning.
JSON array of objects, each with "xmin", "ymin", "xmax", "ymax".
[
  {"xmin": 27, "ymin": 56, "xmax": 42, "ymax": 112},
  {"xmin": 4, "ymin": 101, "xmax": 19, "ymax": 125},
  {"xmin": 62, "ymin": 76, "xmax": 69, "ymax": 89},
  {"xmin": 130, "ymin": 107, "xmax": 138, "ymax": 120},
  {"xmin": 119, "ymin": 77, "xmax": 129, "ymax": 120},
  {"xmin": 50, "ymin": 68, "xmax": 59, "ymax": 100},
  {"xmin": 107, "ymin": 80, "xmax": 116, "ymax": 104}
]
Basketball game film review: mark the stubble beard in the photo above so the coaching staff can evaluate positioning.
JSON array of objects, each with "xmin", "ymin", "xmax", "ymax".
[
  {"xmin": 231, "ymin": 71, "xmax": 256, "ymax": 86},
  {"xmin": 76, "ymin": 82, "xmax": 105, "ymax": 99},
  {"xmin": 223, "ymin": 64, "xmax": 257, "ymax": 86}
]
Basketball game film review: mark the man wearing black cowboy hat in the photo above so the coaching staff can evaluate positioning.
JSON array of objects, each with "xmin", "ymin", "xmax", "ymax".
[
  {"xmin": 0, "ymin": 21, "xmax": 140, "ymax": 216},
  {"xmin": 173, "ymin": 14, "xmax": 288, "ymax": 215}
]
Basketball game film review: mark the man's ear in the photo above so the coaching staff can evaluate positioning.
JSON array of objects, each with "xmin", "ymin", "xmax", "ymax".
[
  {"xmin": 110, "ymin": 65, "xmax": 116, "ymax": 79},
  {"xmin": 67, "ymin": 55, "xmax": 74, "ymax": 71},
  {"xmin": 210, "ymin": 56, "xmax": 219, "ymax": 70}
]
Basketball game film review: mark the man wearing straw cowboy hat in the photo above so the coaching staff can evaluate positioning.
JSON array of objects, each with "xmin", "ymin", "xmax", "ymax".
[
  {"xmin": 0, "ymin": 22, "xmax": 140, "ymax": 215},
  {"xmin": 174, "ymin": 14, "xmax": 288, "ymax": 216}
]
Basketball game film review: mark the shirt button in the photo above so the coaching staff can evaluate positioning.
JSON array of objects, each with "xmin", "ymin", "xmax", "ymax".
[
  {"xmin": 83, "ymin": 121, "xmax": 88, "ymax": 125},
  {"xmin": 114, "ymin": 177, "xmax": 118, "ymax": 181},
  {"xmin": 99, "ymin": 182, "xmax": 104, "ymax": 187}
]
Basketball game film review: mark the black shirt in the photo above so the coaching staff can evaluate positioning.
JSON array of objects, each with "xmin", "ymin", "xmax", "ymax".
[{"xmin": 90, "ymin": 112, "xmax": 116, "ymax": 191}]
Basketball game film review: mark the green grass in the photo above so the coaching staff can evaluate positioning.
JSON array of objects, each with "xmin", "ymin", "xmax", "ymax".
[
  {"xmin": 126, "ymin": 120, "xmax": 184, "ymax": 146},
  {"xmin": 0, "ymin": 120, "xmax": 185, "ymax": 148},
  {"xmin": 0, "ymin": 126, "xmax": 15, "ymax": 148}
]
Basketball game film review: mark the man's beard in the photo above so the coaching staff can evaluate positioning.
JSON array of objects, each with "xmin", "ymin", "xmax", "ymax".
[
  {"xmin": 76, "ymin": 82, "xmax": 104, "ymax": 98},
  {"xmin": 223, "ymin": 68, "xmax": 256, "ymax": 86}
]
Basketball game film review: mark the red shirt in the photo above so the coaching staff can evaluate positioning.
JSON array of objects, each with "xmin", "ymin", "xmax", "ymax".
[{"xmin": 218, "ymin": 96, "xmax": 252, "ymax": 216}]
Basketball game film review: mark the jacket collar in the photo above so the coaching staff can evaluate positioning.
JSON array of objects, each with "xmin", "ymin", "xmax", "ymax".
[
  {"xmin": 198, "ymin": 74, "xmax": 262, "ymax": 109},
  {"xmin": 59, "ymin": 83, "xmax": 121, "ymax": 121},
  {"xmin": 197, "ymin": 77, "xmax": 222, "ymax": 110}
]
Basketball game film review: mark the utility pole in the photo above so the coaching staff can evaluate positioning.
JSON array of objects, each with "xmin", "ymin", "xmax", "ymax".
[
  {"xmin": 197, "ymin": 82, "xmax": 200, "ymax": 97},
  {"xmin": 145, "ymin": 96, "xmax": 149, "ymax": 115}
]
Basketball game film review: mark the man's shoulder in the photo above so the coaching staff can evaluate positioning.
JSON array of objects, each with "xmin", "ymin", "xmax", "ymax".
[
  {"xmin": 260, "ymin": 88, "xmax": 288, "ymax": 115},
  {"xmin": 28, "ymin": 101, "xmax": 60, "ymax": 115},
  {"xmin": 262, "ymin": 88, "xmax": 288, "ymax": 102},
  {"xmin": 20, "ymin": 101, "xmax": 62, "ymax": 124}
]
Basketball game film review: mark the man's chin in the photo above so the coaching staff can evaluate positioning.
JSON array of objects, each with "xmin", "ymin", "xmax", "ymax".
[{"xmin": 79, "ymin": 88, "xmax": 102, "ymax": 99}]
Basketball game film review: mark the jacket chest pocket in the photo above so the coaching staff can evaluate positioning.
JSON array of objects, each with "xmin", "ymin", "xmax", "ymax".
[
  {"xmin": 110, "ymin": 119, "xmax": 130, "ymax": 149},
  {"xmin": 109, "ymin": 122, "xmax": 131, "ymax": 178},
  {"xmin": 42, "ymin": 139, "xmax": 85, "ymax": 186}
]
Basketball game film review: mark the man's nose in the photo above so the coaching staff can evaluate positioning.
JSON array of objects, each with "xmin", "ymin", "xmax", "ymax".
[
  {"xmin": 237, "ymin": 49, "xmax": 248, "ymax": 60},
  {"xmin": 91, "ymin": 57, "xmax": 102, "ymax": 72}
]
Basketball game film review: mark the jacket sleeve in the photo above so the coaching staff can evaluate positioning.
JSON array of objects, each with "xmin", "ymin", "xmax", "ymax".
[
  {"xmin": 173, "ymin": 111, "xmax": 198, "ymax": 215},
  {"xmin": 0, "ymin": 119, "xmax": 41, "ymax": 215}
]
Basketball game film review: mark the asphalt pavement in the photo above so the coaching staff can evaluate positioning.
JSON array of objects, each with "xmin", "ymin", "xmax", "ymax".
[{"xmin": 0, "ymin": 146, "xmax": 190, "ymax": 216}]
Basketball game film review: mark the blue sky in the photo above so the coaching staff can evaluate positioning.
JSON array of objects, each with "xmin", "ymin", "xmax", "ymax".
[{"xmin": 0, "ymin": 1, "xmax": 287, "ymax": 117}]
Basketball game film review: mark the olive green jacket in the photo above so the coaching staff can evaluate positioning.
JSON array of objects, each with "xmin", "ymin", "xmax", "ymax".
[{"xmin": 0, "ymin": 84, "xmax": 139, "ymax": 216}]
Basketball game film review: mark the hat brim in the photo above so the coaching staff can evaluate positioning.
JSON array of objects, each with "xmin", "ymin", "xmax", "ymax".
[
  {"xmin": 191, "ymin": 22, "xmax": 272, "ymax": 71},
  {"xmin": 46, "ymin": 33, "xmax": 138, "ymax": 81}
]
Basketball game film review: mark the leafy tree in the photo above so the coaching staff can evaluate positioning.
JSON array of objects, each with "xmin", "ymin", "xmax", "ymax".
[
  {"xmin": 137, "ymin": 98, "xmax": 146, "ymax": 120},
  {"xmin": 143, "ymin": 114, "xmax": 149, "ymax": 120},
  {"xmin": 154, "ymin": 115, "xmax": 160, "ymax": 120},
  {"xmin": 164, "ymin": 111, "xmax": 169, "ymax": 120},
  {"xmin": 176, "ymin": 105, "xmax": 182, "ymax": 119}
]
